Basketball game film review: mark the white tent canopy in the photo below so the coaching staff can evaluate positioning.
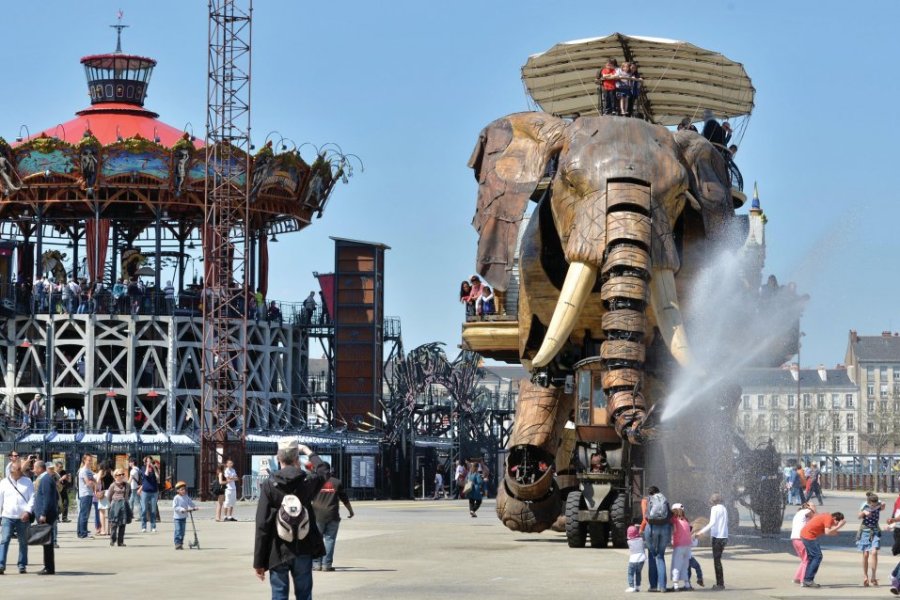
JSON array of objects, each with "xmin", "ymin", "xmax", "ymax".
[{"xmin": 521, "ymin": 33, "xmax": 755, "ymax": 126}]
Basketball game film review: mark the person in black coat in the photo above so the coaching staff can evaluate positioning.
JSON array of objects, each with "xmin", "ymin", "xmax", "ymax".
[
  {"xmin": 31, "ymin": 460, "xmax": 59, "ymax": 575},
  {"xmin": 254, "ymin": 439, "xmax": 328, "ymax": 600}
]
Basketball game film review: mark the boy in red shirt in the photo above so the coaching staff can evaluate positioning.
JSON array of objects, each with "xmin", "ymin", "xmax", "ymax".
[
  {"xmin": 595, "ymin": 58, "xmax": 619, "ymax": 115},
  {"xmin": 800, "ymin": 511, "xmax": 846, "ymax": 587}
]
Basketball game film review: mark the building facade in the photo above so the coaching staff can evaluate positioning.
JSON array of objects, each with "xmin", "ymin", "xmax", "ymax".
[
  {"xmin": 737, "ymin": 366, "xmax": 858, "ymax": 458},
  {"xmin": 845, "ymin": 330, "xmax": 900, "ymax": 456}
]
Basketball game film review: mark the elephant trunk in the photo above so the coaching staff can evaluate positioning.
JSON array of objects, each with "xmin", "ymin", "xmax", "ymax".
[{"xmin": 599, "ymin": 181, "xmax": 652, "ymax": 443}]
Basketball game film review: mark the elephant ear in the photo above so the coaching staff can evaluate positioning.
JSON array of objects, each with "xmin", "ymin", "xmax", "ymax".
[
  {"xmin": 468, "ymin": 112, "xmax": 565, "ymax": 291},
  {"xmin": 673, "ymin": 130, "xmax": 734, "ymax": 242}
]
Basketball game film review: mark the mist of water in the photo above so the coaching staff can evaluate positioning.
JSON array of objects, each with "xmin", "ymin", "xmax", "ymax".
[{"xmin": 660, "ymin": 245, "xmax": 804, "ymax": 421}]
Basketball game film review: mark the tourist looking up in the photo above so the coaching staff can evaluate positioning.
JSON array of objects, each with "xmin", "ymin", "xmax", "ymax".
[
  {"xmin": 625, "ymin": 522, "xmax": 645, "ymax": 593},
  {"xmin": 254, "ymin": 439, "xmax": 328, "ymax": 600},
  {"xmin": 140, "ymin": 456, "xmax": 159, "ymax": 533},
  {"xmin": 644, "ymin": 485, "xmax": 672, "ymax": 592}
]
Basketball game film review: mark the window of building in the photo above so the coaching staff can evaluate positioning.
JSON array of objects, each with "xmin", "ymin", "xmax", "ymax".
[
  {"xmin": 757, "ymin": 394, "xmax": 765, "ymax": 409},
  {"xmin": 833, "ymin": 436, "xmax": 842, "ymax": 453},
  {"xmin": 803, "ymin": 435, "xmax": 811, "ymax": 451},
  {"xmin": 756, "ymin": 414, "xmax": 766, "ymax": 431},
  {"xmin": 868, "ymin": 421, "xmax": 875, "ymax": 434},
  {"xmin": 816, "ymin": 394, "xmax": 825, "ymax": 409},
  {"xmin": 831, "ymin": 394, "xmax": 840, "ymax": 408},
  {"xmin": 787, "ymin": 414, "xmax": 794, "ymax": 430},
  {"xmin": 882, "ymin": 401, "xmax": 889, "ymax": 412},
  {"xmin": 803, "ymin": 393, "xmax": 811, "ymax": 408},
  {"xmin": 771, "ymin": 414, "xmax": 780, "ymax": 431},
  {"xmin": 868, "ymin": 366, "xmax": 876, "ymax": 380},
  {"xmin": 833, "ymin": 413, "xmax": 841, "ymax": 431},
  {"xmin": 868, "ymin": 384, "xmax": 875, "ymax": 398},
  {"xmin": 742, "ymin": 395, "xmax": 750, "ymax": 409},
  {"xmin": 881, "ymin": 367, "xmax": 889, "ymax": 380},
  {"xmin": 787, "ymin": 394, "xmax": 795, "ymax": 408},
  {"xmin": 817, "ymin": 413, "xmax": 827, "ymax": 430},
  {"xmin": 894, "ymin": 369, "xmax": 900, "ymax": 381},
  {"xmin": 847, "ymin": 414, "xmax": 855, "ymax": 430},
  {"xmin": 895, "ymin": 383, "xmax": 900, "ymax": 396},
  {"xmin": 804, "ymin": 413, "xmax": 811, "ymax": 430},
  {"xmin": 868, "ymin": 400, "xmax": 875, "ymax": 413},
  {"xmin": 895, "ymin": 401, "xmax": 900, "ymax": 412},
  {"xmin": 818, "ymin": 436, "xmax": 827, "ymax": 451},
  {"xmin": 770, "ymin": 394, "xmax": 779, "ymax": 408},
  {"xmin": 846, "ymin": 394, "xmax": 854, "ymax": 408},
  {"xmin": 743, "ymin": 414, "xmax": 750, "ymax": 430},
  {"xmin": 882, "ymin": 384, "xmax": 889, "ymax": 398},
  {"xmin": 848, "ymin": 435, "xmax": 856, "ymax": 453}
]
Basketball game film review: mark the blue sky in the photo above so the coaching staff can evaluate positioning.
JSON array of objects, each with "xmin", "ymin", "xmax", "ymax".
[{"xmin": 3, "ymin": 1, "xmax": 899, "ymax": 368}]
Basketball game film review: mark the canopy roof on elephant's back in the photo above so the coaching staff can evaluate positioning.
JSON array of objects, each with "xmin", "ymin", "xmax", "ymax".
[{"xmin": 521, "ymin": 33, "xmax": 755, "ymax": 126}]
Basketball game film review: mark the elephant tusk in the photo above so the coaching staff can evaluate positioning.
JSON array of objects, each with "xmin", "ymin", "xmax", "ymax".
[
  {"xmin": 649, "ymin": 268, "xmax": 692, "ymax": 367},
  {"xmin": 531, "ymin": 261, "xmax": 598, "ymax": 368}
]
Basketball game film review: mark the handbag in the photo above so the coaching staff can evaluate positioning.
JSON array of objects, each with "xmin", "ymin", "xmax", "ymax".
[
  {"xmin": 27, "ymin": 523, "xmax": 53, "ymax": 546},
  {"xmin": 462, "ymin": 479, "xmax": 474, "ymax": 497}
]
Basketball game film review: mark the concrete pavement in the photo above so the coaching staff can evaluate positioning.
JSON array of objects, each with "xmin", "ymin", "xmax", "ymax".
[{"xmin": 3, "ymin": 489, "xmax": 897, "ymax": 599}]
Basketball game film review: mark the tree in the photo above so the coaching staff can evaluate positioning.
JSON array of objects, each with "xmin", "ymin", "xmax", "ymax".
[{"xmin": 862, "ymin": 409, "xmax": 900, "ymax": 492}]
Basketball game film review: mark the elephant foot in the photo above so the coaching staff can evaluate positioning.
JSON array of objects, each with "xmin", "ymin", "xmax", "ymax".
[
  {"xmin": 496, "ymin": 480, "xmax": 561, "ymax": 533},
  {"xmin": 550, "ymin": 514, "xmax": 567, "ymax": 532}
]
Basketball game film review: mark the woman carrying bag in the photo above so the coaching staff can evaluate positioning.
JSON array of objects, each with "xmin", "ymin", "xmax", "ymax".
[{"xmin": 105, "ymin": 468, "xmax": 131, "ymax": 547}]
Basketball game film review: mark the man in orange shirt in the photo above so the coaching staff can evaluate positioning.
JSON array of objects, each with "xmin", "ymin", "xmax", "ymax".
[{"xmin": 800, "ymin": 511, "xmax": 846, "ymax": 587}]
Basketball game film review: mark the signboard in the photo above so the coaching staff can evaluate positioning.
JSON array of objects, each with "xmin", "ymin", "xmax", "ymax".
[{"xmin": 351, "ymin": 455, "xmax": 375, "ymax": 488}]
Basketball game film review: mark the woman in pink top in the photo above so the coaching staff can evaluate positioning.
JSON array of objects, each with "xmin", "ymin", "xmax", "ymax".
[
  {"xmin": 790, "ymin": 502, "xmax": 816, "ymax": 584},
  {"xmin": 670, "ymin": 503, "xmax": 693, "ymax": 590}
]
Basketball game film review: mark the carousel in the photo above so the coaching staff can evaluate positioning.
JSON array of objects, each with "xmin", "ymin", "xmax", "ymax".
[{"xmin": 0, "ymin": 32, "xmax": 350, "ymax": 437}]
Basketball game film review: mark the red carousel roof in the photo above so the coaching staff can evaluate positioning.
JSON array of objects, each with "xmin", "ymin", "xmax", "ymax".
[{"xmin": 20, "ymin": 104, "xmax": 202, "ymax": 148}]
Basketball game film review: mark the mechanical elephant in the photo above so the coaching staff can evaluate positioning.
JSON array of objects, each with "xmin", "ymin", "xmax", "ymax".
[{"xmin": 468, "ymin": 112, "xmax": 745, "ymax": 532}]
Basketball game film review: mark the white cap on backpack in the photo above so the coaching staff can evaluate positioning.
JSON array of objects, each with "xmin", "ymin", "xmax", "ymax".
[{"xmin": 276, "ymin": 494, "xmax": 309, "ymax": 543}]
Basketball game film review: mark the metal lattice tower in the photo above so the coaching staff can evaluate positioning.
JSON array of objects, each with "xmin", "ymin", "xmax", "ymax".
[{"xmin": 200, "ymin": 0, "xmax": 252, "ymax": 499}]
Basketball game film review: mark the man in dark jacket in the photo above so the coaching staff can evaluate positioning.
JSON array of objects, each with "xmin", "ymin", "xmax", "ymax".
[
  {"xmin": 254, "ymin": 439, "xmax": 328, "ymax": 600},
  {"xmin": 311, "ymin": 463, "xmax": 354, "ymax": 571},
  {"xmin": 31, "ymin": 460, "xmax": 59, "ymax": 575}
]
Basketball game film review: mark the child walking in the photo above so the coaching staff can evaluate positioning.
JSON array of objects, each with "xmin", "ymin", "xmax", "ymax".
[
  {"xmin": 670, "ymin": 503, "xmax": 692, "ymax": 590},
  {"xmin": 172, "ymin": 481, "xmax": 199, "ymax": 550},
  {"xmin": 626, "ymin": 523, "xmax": 646, "ymax": 592}
]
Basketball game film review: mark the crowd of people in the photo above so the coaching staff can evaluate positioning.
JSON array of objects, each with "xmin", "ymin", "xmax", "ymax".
[
  {"xmin": 459, "ymin": 275, "xmax": 496, "ymax": 319},
  {"xmin": 596, "ymin": 58, "xmax": 644, "ymax": 117},
  {"xmin": 626, "ymin": 487, "xmax": 729, "ymax": 593}
]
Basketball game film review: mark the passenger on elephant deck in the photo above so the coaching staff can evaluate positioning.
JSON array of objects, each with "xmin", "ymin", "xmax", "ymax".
[
  {"xmin": 595, "ymin": 58, "xmax": 619, "ymax": 116},
  {"xmin": 476, "ymin": 286, "xmax": 495, "ymax": 317},
  {"xmin": 459, "ymin": 281, "xmax": 473, "ymax": 317},
  {"xmin": 466, "ymin": 276, "xmax": 482, "ymax": 314}
]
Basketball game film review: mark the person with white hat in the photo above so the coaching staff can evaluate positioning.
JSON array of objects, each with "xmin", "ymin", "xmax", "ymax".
[{"xmin": 253, "ymin": 438, "xmax": 328, "ymax": 600}]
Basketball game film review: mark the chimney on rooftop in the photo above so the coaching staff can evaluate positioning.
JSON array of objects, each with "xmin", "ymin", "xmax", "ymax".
[
  {"xmin": 850, "ymin": 330, "xmax": 858, "ymax": 345},
  {"xmin": 883, "ymin": 331, "xmax": 893, "ymax": 337},
  {"xmin": 836, "ymin": 363, "xmax": 845, "ymax": 370},
  {"xmin": 817, "ymin": 364, "xmax": 827, "ymax": 382},
  {"xmin": 790, "ymin": 362, "xmax": 799, "ymax": 382}
]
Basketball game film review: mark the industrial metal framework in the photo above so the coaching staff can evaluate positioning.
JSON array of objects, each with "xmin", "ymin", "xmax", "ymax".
[{"xmin": 200, "ymin": 0, "xmax": 253, "ymax": 497}]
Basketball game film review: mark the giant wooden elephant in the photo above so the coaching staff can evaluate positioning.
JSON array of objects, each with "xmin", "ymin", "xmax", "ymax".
[{"xmin": 468, "ymin": 112, "xmax": 778, "ymax": 533}]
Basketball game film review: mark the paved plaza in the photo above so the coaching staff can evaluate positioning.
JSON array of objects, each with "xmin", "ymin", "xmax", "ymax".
[{"xmin": 1, "ymin": 490, "xmax": 894, "ymax": 599}]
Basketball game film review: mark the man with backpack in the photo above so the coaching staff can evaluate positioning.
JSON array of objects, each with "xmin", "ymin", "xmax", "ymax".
[
  {"xmin": 644, "ymin": 485, "xmax": 673, "ymax": 592},
  {"xmin": 128, "ymin": 458, "xmax": 142, "ymax": 515},
  {"xmin": 254, "ymin": 438, "xmax": 328, "ymax": 600}
]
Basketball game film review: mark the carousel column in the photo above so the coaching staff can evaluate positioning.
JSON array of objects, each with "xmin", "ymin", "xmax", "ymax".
[
  {"xmin": 125, "ymin": 318, "xmax": 137, "ymax": 432},
  {"xmin": 154, "ymin": 209, "xmax": 162, "ymax": 315},
  {"xmin": 166, "ymin": 317, "xmax": 177, "ymax": 434},
  {"xmin": 71, "ymin": 229, "xmax": 80, "ymax": 279},
  {"xmin": 82, "ymin": 316, "xmax": 94, "ymax": 428},
  {"xmin": 34, "ymin": 210, "xmax": 43, "ymax": 280},
  {"xmin": 110, "ymin": 226, "xmax": 119, "ymax": 285},
  {"xmin": 177, "ymin": 238, "xmax": 186, "ymax": 296},
  {"xmin": 247, "ymin": 233, "xmax": 256, "ymax": 293},
  {"xmin": 4, "ymin": 319, "xmax": 15, "ymax": 416}
]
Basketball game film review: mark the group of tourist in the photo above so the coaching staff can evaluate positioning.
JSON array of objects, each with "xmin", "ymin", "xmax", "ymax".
[
  {"xmin": 596, "ymin": 58, "xmax": 643, "ymax": 117},
  {"xmin": 785, "ymin": 461, "xmax": 825, "ymax": 506},
  {"xmin": 459, "ymin": 275, "xmax": 496, "ymax": 318},
  {"xmin": 626, "ymin": 487, "xmax": 729, "ymax": 593}
]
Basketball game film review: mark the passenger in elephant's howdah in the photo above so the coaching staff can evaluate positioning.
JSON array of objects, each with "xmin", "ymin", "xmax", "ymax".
[{"xmin": 476, "ymin": 285, "xmax": 495, "ymax": 317}]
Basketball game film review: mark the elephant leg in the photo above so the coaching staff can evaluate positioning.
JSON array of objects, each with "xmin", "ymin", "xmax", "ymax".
[
  {"xmin": 550, "ymin": 418, "xmax": 578, "ymax": 532},
  {"xmin": 497, "ymin": 379, "xmax": 571, "ymax": 533},
  {"xmin": 600, "ymin": 181, "xmax": 652, "ymax": 442}
]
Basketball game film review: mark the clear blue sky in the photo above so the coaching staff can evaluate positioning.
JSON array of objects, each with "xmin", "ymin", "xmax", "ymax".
[{"xmin": 3, "ymin": 1, "xmax": 899, "ymax": 368}]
